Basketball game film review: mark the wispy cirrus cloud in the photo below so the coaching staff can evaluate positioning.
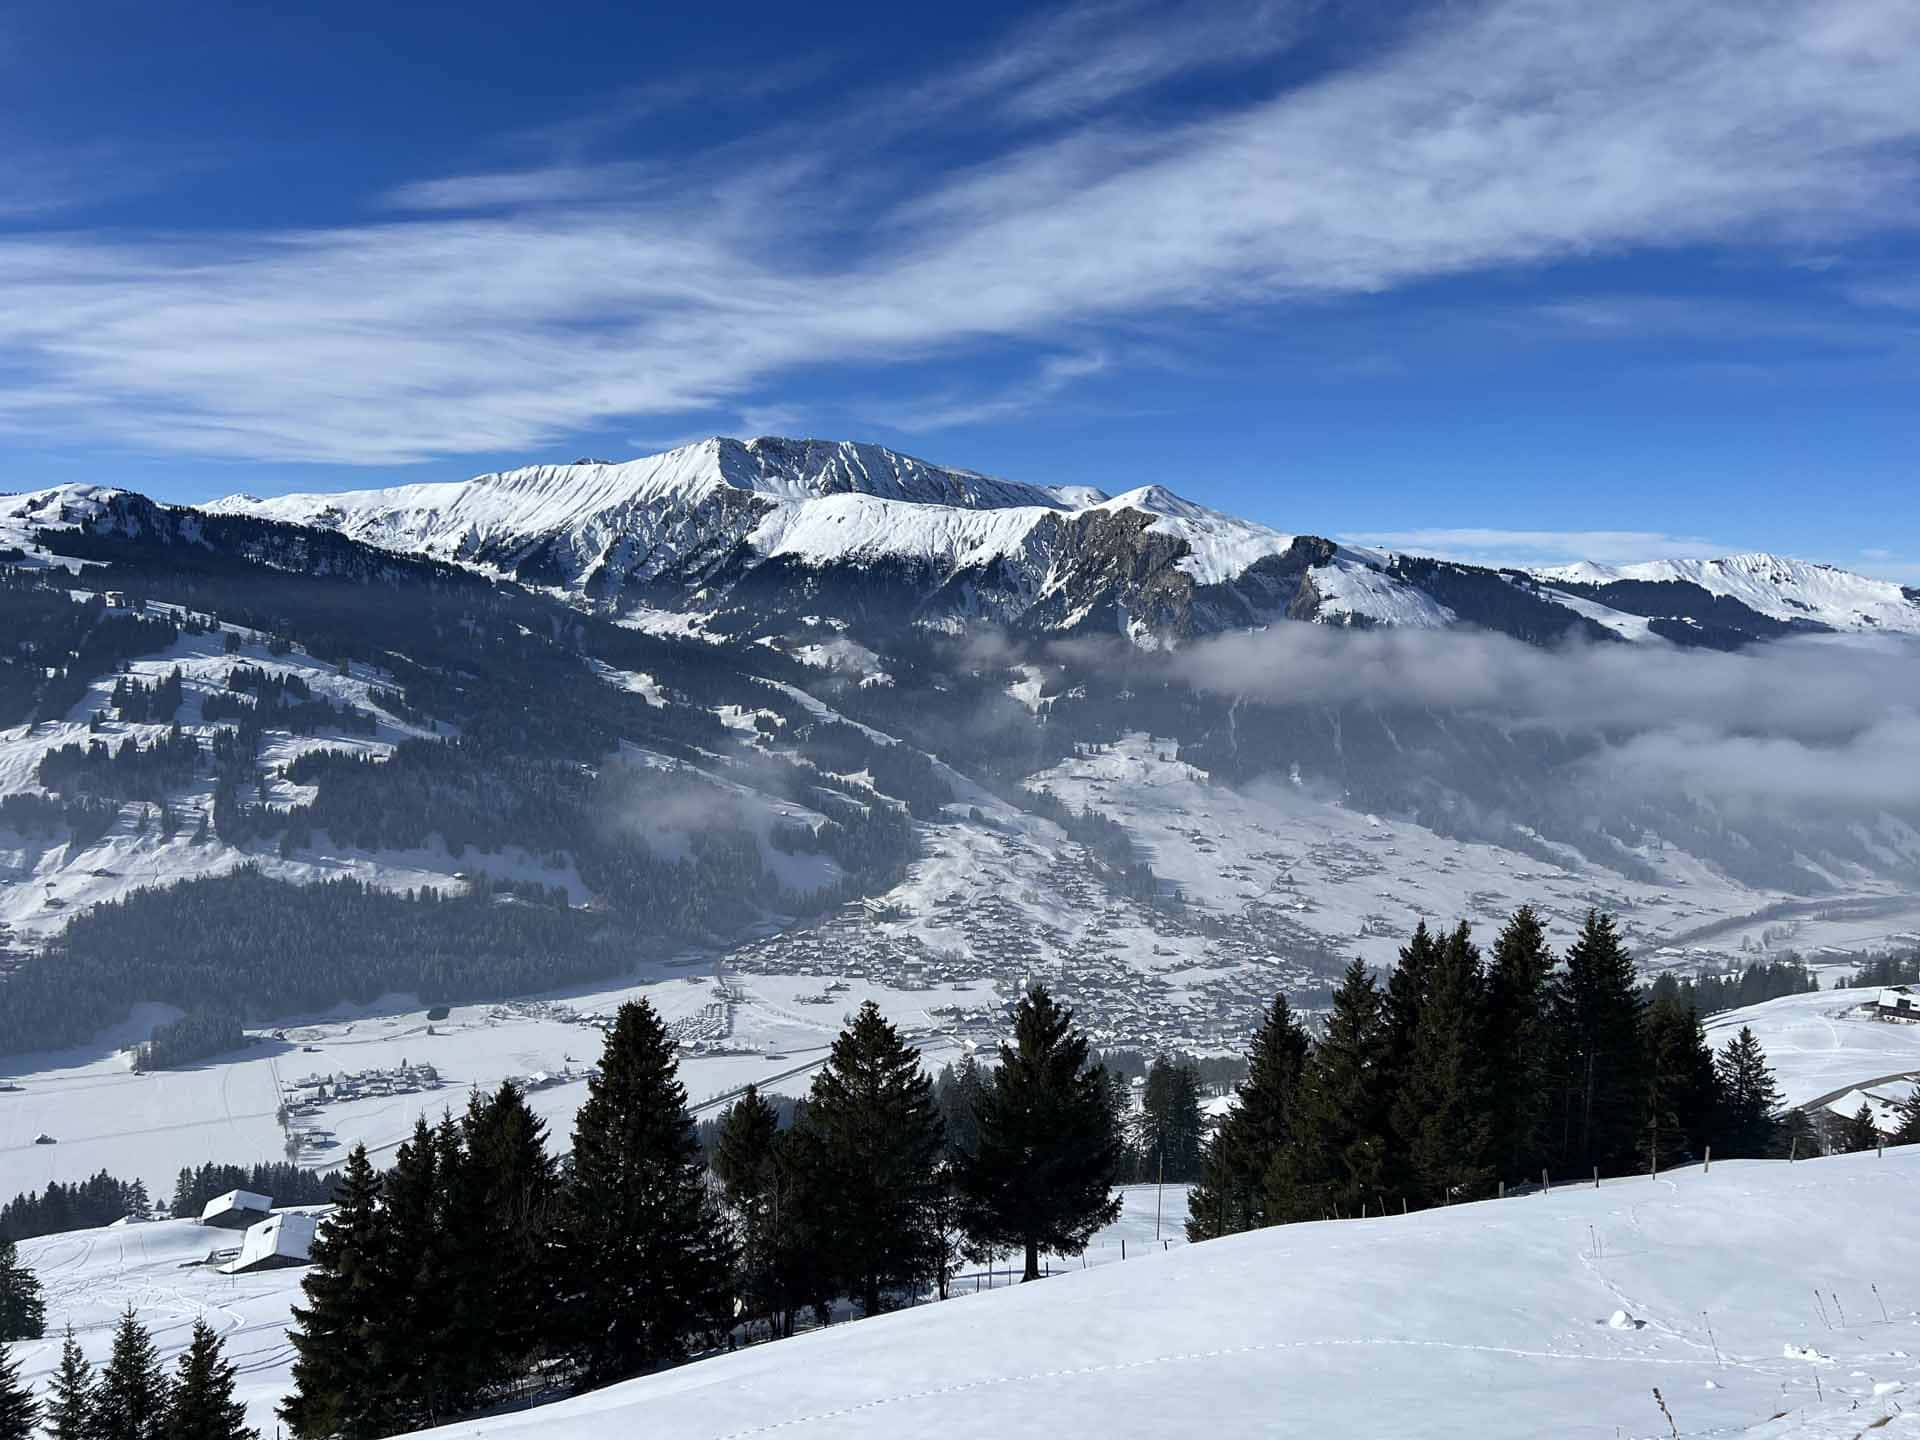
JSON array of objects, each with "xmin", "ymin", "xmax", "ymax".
[
  {"xmin": 0, "ymin": 0, "xmax": 1917, "ymax": 464},
  {"xmin": 1341, "ymin": 527, "xmax": 1732, "ymax": 569}
]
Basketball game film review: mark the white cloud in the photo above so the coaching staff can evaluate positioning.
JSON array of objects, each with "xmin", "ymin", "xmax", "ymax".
[
  {"xmin": 1341, "ymin": 527, "xmax": 1731, "ymax": 569},
  {"xmin": 0, "ymin": 0, "xmax": 1917, "ymax": 464}
]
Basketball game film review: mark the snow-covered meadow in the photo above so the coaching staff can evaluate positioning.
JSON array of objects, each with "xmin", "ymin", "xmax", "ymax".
[{"xmin": 410, "ymin": 1150, "xmax": 1920, "ymax": 1440}]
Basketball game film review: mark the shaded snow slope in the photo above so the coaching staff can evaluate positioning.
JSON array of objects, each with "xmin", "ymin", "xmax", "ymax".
[{"xmin": 402, "ymin": 1151, "xmax": 1920, "ymax": 1440}]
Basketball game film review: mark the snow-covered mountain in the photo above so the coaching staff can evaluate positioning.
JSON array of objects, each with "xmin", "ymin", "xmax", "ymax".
[{"xmin": 202, "ymin": 436, "xmax": 1920, "ymax": 648}]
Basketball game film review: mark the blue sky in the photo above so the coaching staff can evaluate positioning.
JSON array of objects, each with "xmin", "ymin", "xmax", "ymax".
[{"xmin": 2, "ymin": 0, "xmax": 1917, "ymax": 577}]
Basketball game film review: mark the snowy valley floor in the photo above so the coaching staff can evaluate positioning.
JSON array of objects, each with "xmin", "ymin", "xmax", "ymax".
[{"xmin": 413, "ymin": 1152, "xmax": 1919, "ymax": 1440}]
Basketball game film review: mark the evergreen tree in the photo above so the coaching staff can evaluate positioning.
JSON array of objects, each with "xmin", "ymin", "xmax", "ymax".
[
  {"xmin": 368, "ymin": 1119, "xmax": 453, "ymax": 1430},
  {"xmin": 1839, "ymin": 1102, "xmax": 1881, "ymax": 1154},
  {"xmin": 1895, "ymin": 1096, "xmax": 1920, "ymax": 1147},
  {"xmin": 797, "ymin": 1002, "xmax": 945, "ymax": 1316},
  {"xmin": 166, "ymin": 1322, "xmax": 255, "ymax": 1440},
  {"xmin": 0, "ymin": 1243, "xmax": 43, "ymax": 1342},
  {"xmin": 712, "ymin": 1087, "xmax": 794, "ymax": 1337},
  {"xmin": 1643, "ymin": 992, "xmax": 1720, "ymax": 1170},
  {"xmin": 1187, "ymin": 992, "xmax": 1309, "ymax": 1240},
  {"xmin": 1485, "ymin": 906, "xmax": 1557, "ymax": 1183},
  {"xmin": 1137, "ymin": 1057, "xmax": 1205, "ymax": 1184},
  {"xmin": 1392, "ymin": 923, "xmax": 1496, "ymax": 1206},
  {"xmin": 933, "ymin": 1057, "xmax": 987, "ymax": 1165},
  {"xmin": 555, "ymin": 1000, "xmax": 733, "ymax": 1385},
  {"xmin": 0, "ymin": 1342, "xmax": 37, "ymax": 1440},
  {"xmin": 282, "ymin": 1145, "xmax": 385, "ymax": 1440},
  {"xmin": 93, "ymin": 1309, "xmax": 167, "ymax": 1440},
  {"xmin": 1714, "ymin": 1026, "xmax": 1783, "ymax": 1159},
  {"xmin": 42, "ymin": 1328, "xmax": 93, "ymax": 1440},
  {"xmin": 459, "ymin": 1081, "xmax": 558, "ymax": 1387},
  {"xmin": 1551, "ymin": 911, "xmax": 1648, "ymax": 1177},
  {"xmin": 958, "ymin": 987, "xmax": 1123, "ymax": 1282},
  {"xmin": 1382, "ymin": 922, "xmax": 1441, "ymax": 1071},
  {"xmin": 1268, "ymin": 959, "xmax": 1390, "ymax": 1221}
]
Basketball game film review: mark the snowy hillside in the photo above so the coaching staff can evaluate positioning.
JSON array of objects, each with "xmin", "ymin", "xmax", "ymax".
[
  {"xmin": 9, "ymin": 1186, "xmax": 1193, "ymax": 1438},
  {"xmin": 1542, "ymin": 554, "xmax": 1920, "ymax": 636},
  {"xmin": 423, "ymin": 1152, "xmax": 1918, "ymax": 1439},
  {"xmin": 16, "ymin": 1152, "xmax": 1918, "ymax": 1440}
]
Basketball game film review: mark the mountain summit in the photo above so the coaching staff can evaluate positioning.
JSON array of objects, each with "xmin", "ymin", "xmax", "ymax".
[{"xmin": 185, "ymin": 435, "xmax": 1918, "ymax": 646}]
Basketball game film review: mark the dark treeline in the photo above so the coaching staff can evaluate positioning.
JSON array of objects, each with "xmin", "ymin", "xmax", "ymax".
[
  {"xmin": 280, "ymin": 988, "xmax": 1123, "ymax": 1439},
  {"xmin": 0, "ymin": 870, "xmax": 628, "ymax": 1055},
  {"xmin": 1648, "ymin": 959, "xmax": 1819, "ymax": 1017},
  {"xmin": 169, "ymin": 1164, "xmax": 342, "ymax": 1221},
  {"xmin": 1188, "ymin": 908, "xmax": 1824, "ymax": 1240},
  {"xmin": 0, "ymin": 1162, "xmax": 343, "ymax": 1243},
  {"xmin": 1845, "ymin": 952, "xmax": 1920, "ymax": 989},
  {"xmin": 135, "ymin": 1012, "xmax": 246, "ymax": 1072},
  {"xmin": 0, "ymin": 1175, "xmax": 152, "ymax": 1244},
  {"xmin": 0, "ymin": 1306, "xmax": 259, "ymax": 1440}
]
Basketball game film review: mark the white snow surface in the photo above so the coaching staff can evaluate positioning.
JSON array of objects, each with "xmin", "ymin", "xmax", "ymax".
[
  {"xmin": 1540, "ymin": 553, "xmax": 1920, "ymax": 634},
  {"xmin": 17, "ymin": 1155, "xmax": 1920, "ymax": 1440},
  {"xmin": 1701, "ymin": 990, "xmax": 1920, "ymax": 1110},
  {"xmin": 418, "ymin": 1151, "xmax": 1916, "ymax": 1440}
]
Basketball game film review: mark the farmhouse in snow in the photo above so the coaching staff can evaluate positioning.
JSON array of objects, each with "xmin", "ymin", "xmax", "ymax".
[
  {"xmin": 1876, "ymin": 986, "xmax": 1920, "ymax": 1023},
  {"xmin": 222, "ymin": 1212, "xmax": 321, "ymax": 1274},
  {"xmin": 199, "ymin": 1189, "xmax": 274, "ymax": 1230}
]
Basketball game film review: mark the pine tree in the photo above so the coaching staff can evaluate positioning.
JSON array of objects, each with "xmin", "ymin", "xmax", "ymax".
[
  {"xmin": 1485, "ymin": 906, "xmax": 1557, "ymax": 1183},
  {"xmin": 1715, "ymin": 1026, "xmax": 1783, "ymax": 1159},
  {"xmin": 166, "ymin": 1322, "xmax": 255, "ymax": 1440},
  {"xmin": 1839, "ymin": 1101, "xmax": 1881, "ymax": 1155},
  {"xmin": 1268, "ymin": 959, "xmax": 1390, "ymax": 1221},
  {"xmin": 0, "ymin": 1342, "xmax": 37, "ymax": 1440},
  {"xmin": 958, "ymin": 987, "xmax": 1122, "ymax": 1282},
  {"xmin": 1895, "ymin": 1096, "xmax": 1920, "ymax": 1147},
  {"xmin": 1187, "ymin": 992, "xmax": 1309, "ymax": 1240},
  {"xmin": 1393, "ymin": 922, "xmax": 1496, "ymax": 1206},
  {"xmin": 555, "ymin": 1000, "xmax": 733, "ymax": 1385},
  {"xmin": 797, "ymin": 1002, "xmax": 945, "ymax": 1316},
  {"xmin": 282, "ymin": 1145, "xmax": 385, "ymax": 1440},
  {"xmin": 459, "ymin": 1081, "xmax": 557, "ymax": 1388},
  {"xmin": 0, "ymin": 1242, "xmax": 43, "ymax": 1342},
  {"xmin": 712, "ymin": 1086, "xmax": 796, "ymax": 1336},
  {"xmin": 93, "ymin": 1309, "xmax": 167, "ymax": 1440},
  {"xmin": 1137, "ymin": 1057, "xmax": 1205, "ymax": 1185},
  {"xmin": 1643, "ymin": 993, "xmax": 1720, "ymax": 1170},
  {"xmin": 42, "ymin": 1328, "xmax": 93, "ymax": 1440},
  {"xmin": 1551, "ymin": 911, "xmax": 1648, "ymax": 1177},
  {"xmin": 934, "ymin": 1057, "xmax": 987, "ymax": 1165}
]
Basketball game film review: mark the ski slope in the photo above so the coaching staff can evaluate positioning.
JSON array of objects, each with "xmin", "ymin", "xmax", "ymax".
[{"xmin": 398, "ymin": 1150, "xmax": 1918, "ymax": 1440}]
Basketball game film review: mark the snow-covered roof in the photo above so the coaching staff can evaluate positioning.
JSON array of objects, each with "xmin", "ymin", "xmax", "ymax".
[
  {"xmin": 199, "ymin": 1189, "xmax": 273, "ymax": 1224},
  {"xmin": 223, "ymin": 1212, "xmax": 320, "ymax": 1274}
]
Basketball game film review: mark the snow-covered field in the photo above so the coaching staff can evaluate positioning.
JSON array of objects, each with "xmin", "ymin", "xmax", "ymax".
[
  {"xmin": 7, "ymin": 1185, "xmax": 1192, "ymax": 1437},
  {"xmin": 410, "ymin": 1150, "xmax": 1919, "ymax": 1440},
  {"xmin": 1702, "ymin": 990, "xmax": 1920, "ymax": 1124}
]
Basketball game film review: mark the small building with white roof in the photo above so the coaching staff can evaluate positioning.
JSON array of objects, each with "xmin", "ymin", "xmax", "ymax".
[
  {"xmin": 222, "ymin": 1212, "xmax": 320, "ymax": 1274},
  {"xmin": 199, "ymin": 1189, "xmax": 273, "ymax": 1230}
]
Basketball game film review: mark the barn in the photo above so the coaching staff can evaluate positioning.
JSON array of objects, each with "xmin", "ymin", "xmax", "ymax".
[
  {"xmin": 222, "ymin": 1212, "xmax": 321, "ymax": 1274},
  {"xmin": 199, "ymin": 1189, "xmax": 274, "ymax": 1230}
]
